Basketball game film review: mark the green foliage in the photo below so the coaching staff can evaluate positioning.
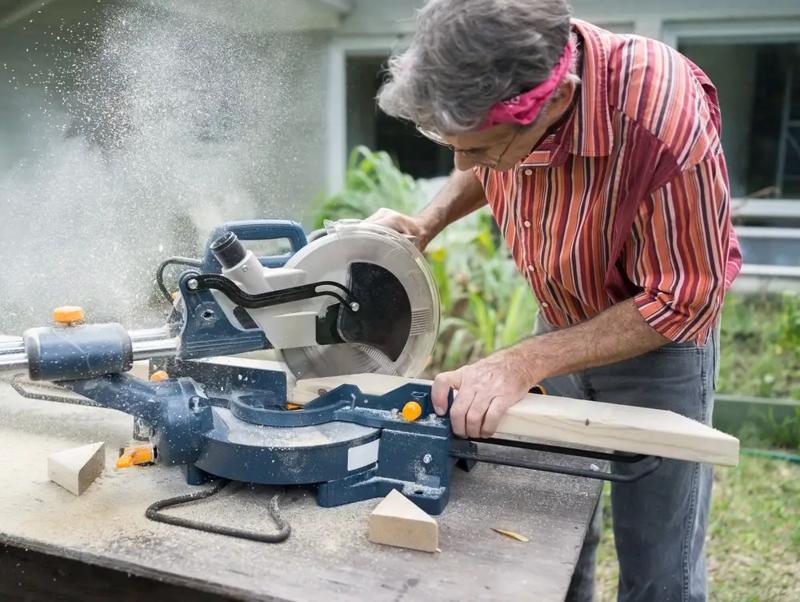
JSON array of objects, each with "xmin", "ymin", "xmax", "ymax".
[
  {"xmin": 310, "ymin": 146, "xmax": 424, "ymax": 228},
  {"xmin": 777, "ymin": 292, "xmax": 800, "ymax": 364},
  {"xmin": 311, "ymin": 147, "xmax": 537, "ymax": 375},
  {"xmin": 738, "ymin": 407, "xmax": 800, "ymax": 451},
  {"xmin": 425, "ymin": 211, "xmax": 537, "ymax": 372},
  {"xmin": 718, "ymin": 292, "xmax": 800, "ymax": 400},
  {"xmin": 758, "ymin": 407, "xmax": 800, "ymax": 450}
]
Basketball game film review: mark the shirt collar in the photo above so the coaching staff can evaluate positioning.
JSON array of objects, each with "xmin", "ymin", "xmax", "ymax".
[{"xmin": 521, "ymin": 19, "xmax": 615, "ymax": 168}]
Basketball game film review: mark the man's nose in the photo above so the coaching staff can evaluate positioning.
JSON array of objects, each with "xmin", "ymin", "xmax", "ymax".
[{"xmin": 453, "ymin": 151, "xmax": 478, "ymax": 171}]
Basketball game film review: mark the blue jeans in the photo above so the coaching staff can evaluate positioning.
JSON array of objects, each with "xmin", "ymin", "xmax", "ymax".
[{"xmin": 535, "ymin": 317, "xmax": 718, "ymax": 602}]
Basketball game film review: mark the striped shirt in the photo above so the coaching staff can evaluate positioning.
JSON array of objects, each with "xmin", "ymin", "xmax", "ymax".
[{"xmin": 475, "ymin": 19, "xmax": 742, "ymax": 343}]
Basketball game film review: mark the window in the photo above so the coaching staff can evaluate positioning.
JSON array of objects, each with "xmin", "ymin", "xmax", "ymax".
[
  {"xmin": 680, "ymin": 42, "xmax": 800, "ymax": 198},
  {"xmin": 345, "ymin": 55, "xmax": 452, "ymax": 179}
]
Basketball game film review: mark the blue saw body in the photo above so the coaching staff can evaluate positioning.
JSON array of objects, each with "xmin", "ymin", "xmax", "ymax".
[
  {"xmin": 7, "ymin": 219, "xmax": 663, "ymax": 520},
  {"xmin": 62, "ymin": 363, "xmax": 464, "ymax": 515},
  {"xmin": 19, "ymin": 219, "xmax": 470, "ymax": 515}
]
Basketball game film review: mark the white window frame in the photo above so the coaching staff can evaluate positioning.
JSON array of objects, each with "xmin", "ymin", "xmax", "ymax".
[{"xmin": 325, "ymin": 35, "xmax": 410, "ymax": 193}]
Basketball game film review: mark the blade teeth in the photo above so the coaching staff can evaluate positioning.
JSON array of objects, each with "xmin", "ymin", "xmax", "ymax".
[
  {"xmin": 409, "ymin": 308, "xmax": 434, "ymax": 335},
  {"xmin": 355, "ymin": 345, "xmax": 397, "ymax": 374}
]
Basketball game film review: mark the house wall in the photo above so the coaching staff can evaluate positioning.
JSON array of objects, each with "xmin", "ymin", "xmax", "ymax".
[{"xmin": 338, "ymin": 0, "xmax": 800, "ymax": 38}]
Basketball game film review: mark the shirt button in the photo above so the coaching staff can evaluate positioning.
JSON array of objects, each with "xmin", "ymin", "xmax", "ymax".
[
  {"xmin": 524, "ymin": 169, "xmax": 533, "ymax": 176},
  {"xmin": 541, "ymin": 302, "xmax": 549, "ymax": 308},
  {"xmin": 527, "ymin": 264, "xmax": 535, "ymax": 272},
  {"xmin": 523, "ymin": 220, "xmax": 531, "ymax": 228}
]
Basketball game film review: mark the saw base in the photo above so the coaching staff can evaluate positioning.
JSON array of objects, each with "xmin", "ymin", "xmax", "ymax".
[{"xmin": 63, "ymin": 360, "xmax": 456, "ymax": 515}]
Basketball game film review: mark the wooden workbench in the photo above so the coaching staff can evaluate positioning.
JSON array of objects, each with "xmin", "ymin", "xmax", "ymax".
[{"xmin": 0, "ymin": 382, "xmax": 601, "ymax": 602}]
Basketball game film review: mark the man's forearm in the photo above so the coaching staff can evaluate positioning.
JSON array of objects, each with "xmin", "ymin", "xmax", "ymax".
[
  {"xmin": 416, "ymin": 168, "xmax": 486, "ymax": 246},
  {"xmin": 430, "ymin": 298, "xmax": 672, "ymax": 435},
  {"xmin": 515, "ymin": 299, "xmax": 670, "ymax": 385}
]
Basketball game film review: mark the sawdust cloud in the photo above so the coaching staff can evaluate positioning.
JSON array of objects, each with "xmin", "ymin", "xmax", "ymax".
[{"xmin": 0, "ymin": 1, "xmax": 324, "ymax": 333}]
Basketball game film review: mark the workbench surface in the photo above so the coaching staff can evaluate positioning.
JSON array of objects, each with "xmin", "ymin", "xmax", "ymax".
[{"xmin": 0, "ymin": 382, "xmax": 601, "ymax": 602}]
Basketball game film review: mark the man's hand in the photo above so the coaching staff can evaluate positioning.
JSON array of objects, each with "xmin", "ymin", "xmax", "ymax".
[
  {"xmin": 428, "ymin": 299, "xmax": 671, "ymax": 440},
  {"xmin": 431, "ymin": 347, "xmax": 539, "ymax": 439},
  {"xmin": 366, "ymin": 208, "xmax": 431, "ymax": 251},
  {"xmin": 365, "ymin": 169, "xmax": 488, "ymax": 251}
]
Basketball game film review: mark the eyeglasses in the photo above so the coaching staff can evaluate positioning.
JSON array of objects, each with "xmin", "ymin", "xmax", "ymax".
[{"xmin": 416, "ymin": 125, "xmax": 520, "ymax": 169}]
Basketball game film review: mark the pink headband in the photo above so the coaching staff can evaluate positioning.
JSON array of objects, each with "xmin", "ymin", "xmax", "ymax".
[{"xmin": 481, "ymin": 40, "xmax": 574, "ymax": 129}]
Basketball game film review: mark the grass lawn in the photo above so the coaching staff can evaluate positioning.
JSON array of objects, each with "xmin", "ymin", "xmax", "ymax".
[{"xmin": 596, "ymin": 456, "xmax": 800, "ymax": 601}]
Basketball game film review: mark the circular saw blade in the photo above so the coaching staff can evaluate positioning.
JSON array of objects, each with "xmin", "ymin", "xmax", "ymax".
[{"xmin": 280, "ymin": 221, "xmax": 440, "ymax": 380}]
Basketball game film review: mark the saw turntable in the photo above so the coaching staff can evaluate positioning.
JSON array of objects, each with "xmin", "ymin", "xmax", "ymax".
[{"xmin": 1, "ymin": 219, "xmax": 684, "ymax": 524}]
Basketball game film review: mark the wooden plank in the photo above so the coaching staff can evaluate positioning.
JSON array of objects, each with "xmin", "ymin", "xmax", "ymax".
[
  {"xmin": 290, "ymin": 374, "xmax": 740, "ymax": 466},
  {"xmin": 290, "ymin": 373, "xmax": 429, "ymax": 404}
]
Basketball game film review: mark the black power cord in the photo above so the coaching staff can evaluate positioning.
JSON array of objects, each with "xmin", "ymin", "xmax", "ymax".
[
  {"xmin": 145, "ymin": 479, "xmax": 292, "ymax": 543},
  {"xmin": 155, "ymin": 256, "xmax": 203, "ymax": 304},
  {"xmin": 192, "ymin": 273, "xmax": 357, "ymax": 311}
]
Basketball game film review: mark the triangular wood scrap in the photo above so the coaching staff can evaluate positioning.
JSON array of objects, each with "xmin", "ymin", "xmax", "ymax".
[
  {"xmin": 47, "ymin": 442, "xmax": 105, "ymax": 496},
  {"xmin": 368, "ymin": 489, "xmax": 438, "ymax": 553}
]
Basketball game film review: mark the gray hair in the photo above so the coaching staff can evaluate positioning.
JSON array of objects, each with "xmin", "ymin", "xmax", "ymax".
[{"xmin": 378, "ymin": 0, "xmax": 572, "ymax": 133}]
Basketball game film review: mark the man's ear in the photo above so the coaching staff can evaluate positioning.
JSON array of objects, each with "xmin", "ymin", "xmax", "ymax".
[{"xmin": 548, "ymin": 76, "xmax": 579, "ymax": 116}]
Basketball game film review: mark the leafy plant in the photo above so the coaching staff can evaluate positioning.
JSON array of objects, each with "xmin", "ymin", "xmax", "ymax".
[
  {"xmin": 425, "ymin": 216, "xmax": 537, "ymax": 372},
  {"xmin": 755, "ymin": 407, "xmax": 800, "ymax": 450},
  {"xmin": 776, "ymin": 292, "xmax": 800, "ymax": 365},
  {"xmin": 310, "ymin": 146, "xmax": 424, "ymax": 228}
]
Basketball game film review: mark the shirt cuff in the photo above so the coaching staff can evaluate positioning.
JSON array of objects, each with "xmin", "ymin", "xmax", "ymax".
[{"xmin": 634, "ymin": 289, "xmax": 714, "ymax": 344}]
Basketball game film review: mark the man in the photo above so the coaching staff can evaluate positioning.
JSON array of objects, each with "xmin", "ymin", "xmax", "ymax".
[{"xmin": 368, "ymin": 1, "xmax": 742, "ymax": 601}]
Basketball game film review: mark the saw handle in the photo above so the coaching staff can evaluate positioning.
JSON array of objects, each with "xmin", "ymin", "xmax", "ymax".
[{"xmin": 201, "ymin": 220, "xmax": 308, "ymax": 273}]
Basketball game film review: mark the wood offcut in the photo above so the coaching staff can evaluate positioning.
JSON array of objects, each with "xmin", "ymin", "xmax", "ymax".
[
  {"xmin": 368, "ymin": 489, "xmax": 439, "ymax": 553},
  {"xmin": 47, "ymin": 441, "xmax": 105, "ymax": 496}
]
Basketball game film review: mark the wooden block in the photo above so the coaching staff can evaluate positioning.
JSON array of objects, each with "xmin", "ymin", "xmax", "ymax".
[
  {"xmin": 368, "ymin": 489, "xmax": 438, "ymax": 553},
  {"xmin": 47, "ymin": 442, "xmax": 105, "ymax": 496},
  {"xmin": 127, "ymin": 360, "xmax": 151, "ymax": 380},
  {"xmin": 292, "ymin": 374, "xmax": 740, "ymax": 466}
]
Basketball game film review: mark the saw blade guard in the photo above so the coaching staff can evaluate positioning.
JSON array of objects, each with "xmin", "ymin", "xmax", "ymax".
[{"xmin": 280, "ymin": 220, "xmax": 440, "ymax": 380}]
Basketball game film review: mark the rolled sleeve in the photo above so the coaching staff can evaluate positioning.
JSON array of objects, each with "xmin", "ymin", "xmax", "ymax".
[{"xmin": 628, "ymin": 154, "xmax": 733, "ymax": 343}]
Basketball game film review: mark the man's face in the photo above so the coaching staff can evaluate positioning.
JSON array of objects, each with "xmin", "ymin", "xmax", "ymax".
[{"xmin": 440, "ymin": 125, "xmax": 524, "ymax": 171}]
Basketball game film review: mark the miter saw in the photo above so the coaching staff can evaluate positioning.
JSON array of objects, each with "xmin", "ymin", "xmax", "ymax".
[{"xmin": 0, "ymin": 219, "xmax": 661, "ymax": 524}]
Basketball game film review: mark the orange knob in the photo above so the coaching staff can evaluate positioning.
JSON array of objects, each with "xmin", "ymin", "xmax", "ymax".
[
  {"xmin": 53, "ymin": 306, "xmax": 85, "ymax": 325},
  {"xmin": 401, "ymin": 400, "xmax": 423, "ymax": 422},
  {"xmin": 116, "ymin": 445, "xmax": 155, "ymax": 468},
  {"xmin": 149, "ymin": 370, "xmax": 169, "ymax": 382}
]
